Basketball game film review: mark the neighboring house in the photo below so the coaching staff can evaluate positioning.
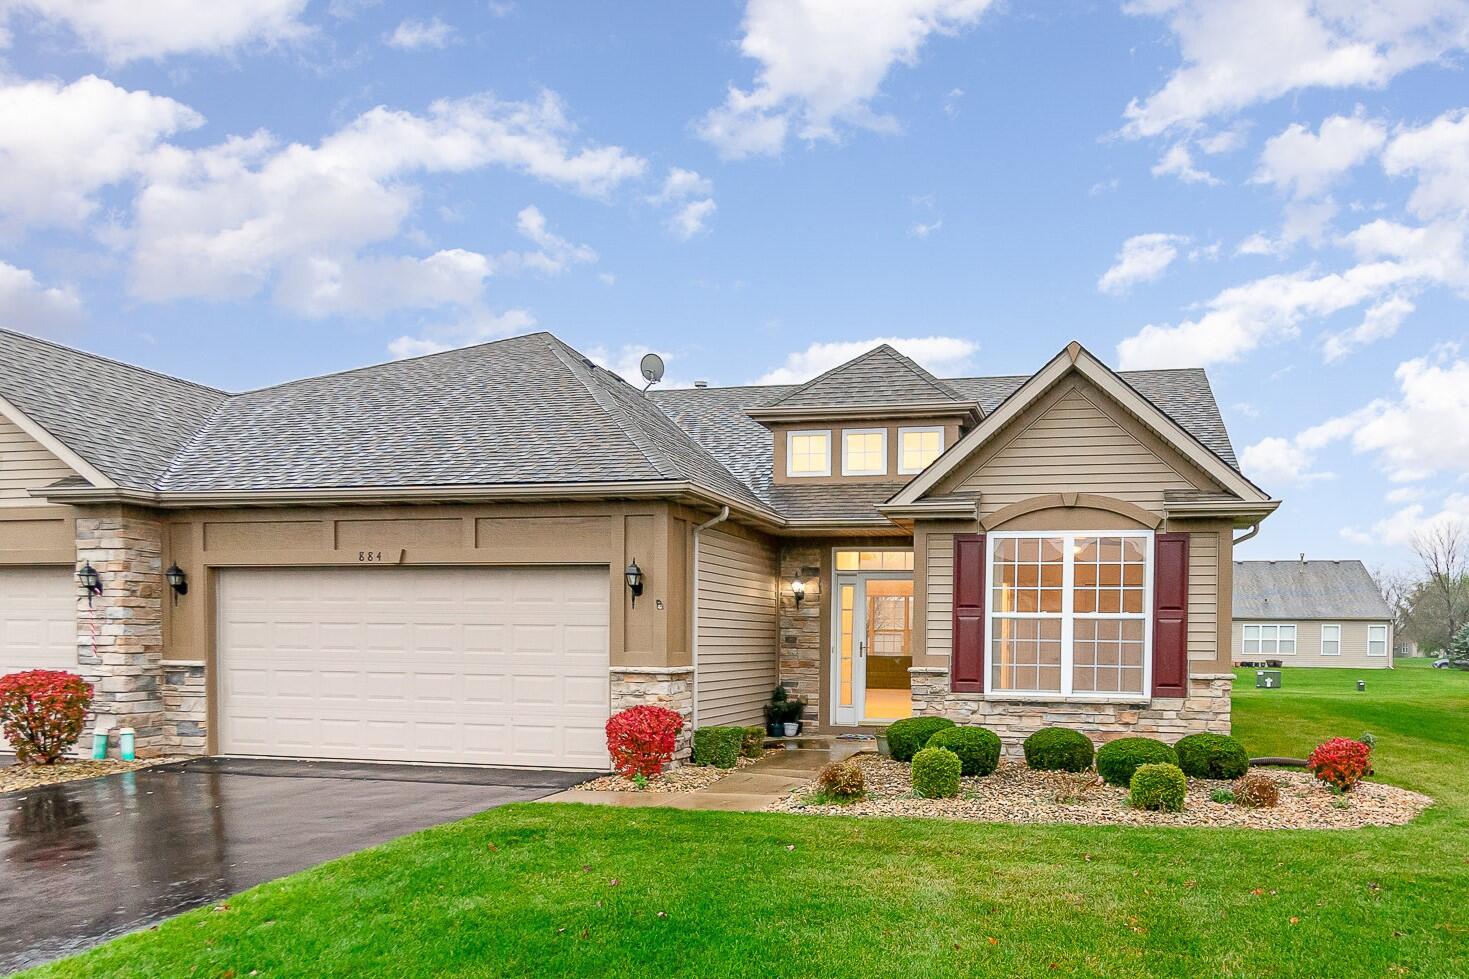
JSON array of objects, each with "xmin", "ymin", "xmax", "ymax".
[
  {"xmin": 0, "ymin": 330, "xmax": 1278, "ymax": 767},
  {"xmin": 1233, "ymin": 560, "xmax": 1394, "ymax": 669}
]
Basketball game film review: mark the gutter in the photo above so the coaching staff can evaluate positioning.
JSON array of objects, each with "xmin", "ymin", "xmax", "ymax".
[{"xmin": 689, "ymin": 505, "xmax": 730, "ymax": 727}]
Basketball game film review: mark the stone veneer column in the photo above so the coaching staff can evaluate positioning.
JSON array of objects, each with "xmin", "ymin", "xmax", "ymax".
[
  {"xmin": 610, "ymin": 666, "xmax": 694, "ymax": 762},
  {"xmin": 778, "ymin": 544, "xmax": 822, "ymax": 725},
  {"xmin": 75, "ymin": 509, "xmax": 167, "ymax": 757}
]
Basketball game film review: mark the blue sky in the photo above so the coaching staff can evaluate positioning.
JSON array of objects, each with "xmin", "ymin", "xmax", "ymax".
[{"xmin": 4, "ymin": 1, "xmax": 1469, "ymax": 569}]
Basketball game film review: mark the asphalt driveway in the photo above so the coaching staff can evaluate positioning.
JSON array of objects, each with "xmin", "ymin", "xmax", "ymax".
[{"xmin": 0, "ymin": 756, "xmax": 592, "ymax": 973}]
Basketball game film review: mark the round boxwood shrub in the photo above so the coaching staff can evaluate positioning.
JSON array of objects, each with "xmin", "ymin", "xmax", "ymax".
[
  {"xmin": 1174, "ymin": 733, "xmax": 1250, "ymax": 780},
  {"xmin": 1023, "ymin": 727, "xmax": 1095, "ymax": 772},
  {"xmin": 1129, "ymin": 762, "xmax": 1188, "ymax": 812},
  {"xmin": 1095, "ymin": 737, "xmax": 1178, "ymax": 787},
  {"xmin": 911, "ymin": 746, "xmax": 962, "ymax": 799},
  {"xmin": 925, "ymin": 726, "xmax": 1001, "ymax": 777},
  {"xmin": 887, "ymin": 716, "xmax": 956, "ymax": 763}
]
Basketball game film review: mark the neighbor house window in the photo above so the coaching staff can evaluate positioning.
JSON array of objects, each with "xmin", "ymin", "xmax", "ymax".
[
  {"xmin": 987, "ymin": 531, "xmax": 1151, "ymax": 698},
  {"xmin": 1242, "ymin": 623, "xmax": 1296, "ymax": 656},
  {"xmin": 787, "ymin": 431, "xmax": 830, "ymax": 477},
  {"xmin": 898, "ymin": 426, "xmax": 945, "ymax": 474},
  {"xmin": 842, "ymin": 429, "xmax": 887, "ymax": 476},
  {"xmin": 1368, "ymin": 624, "xmax": 1388, "ymax": 657},
  {"xmin": 1321, "ymin": 624, "xmax": 1341, "ymax": 656}
]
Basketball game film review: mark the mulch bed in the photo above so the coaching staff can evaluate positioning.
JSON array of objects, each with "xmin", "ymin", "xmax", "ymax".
[
  {"xmin": 0, "ymin": 756, "xmax": 180, "ymax": 793},
  {"xmin": 574, "ymin": 750, "xmax": 781, "ymax": 794},
  {"xmin": 767, "ymin": 754, "xmax": 1432, "ymax": 830}
]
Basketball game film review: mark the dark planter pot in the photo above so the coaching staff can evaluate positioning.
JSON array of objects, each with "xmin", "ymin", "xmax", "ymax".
[{"xmin": 766, "ymin": 721, "xmax": 783, "ymax": 737}]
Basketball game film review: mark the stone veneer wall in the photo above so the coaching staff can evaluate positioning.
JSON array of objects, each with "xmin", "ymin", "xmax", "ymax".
[
  {"xmin": 911, "ymin": 668, "xmax": 1233, "ymax": 756},
  {"xmin": 610, "ymin": 666, "xmax": 695, "ymax": 763},
  {"xmin": 160, "ymin": 661, "xmax": 207, "ymax": 755},
  {"xmin": 778, "ymin": 544, "xmax": 822, "ymax": 724},
  {"xmin": 75, "ymin": 511, "xmax": 167, "ymax": 757}
]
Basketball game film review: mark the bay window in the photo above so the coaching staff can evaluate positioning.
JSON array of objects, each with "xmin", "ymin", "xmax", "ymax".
[{"xmin": 988, "ymin": 531, "xmax": 1152, "ymax": 698}]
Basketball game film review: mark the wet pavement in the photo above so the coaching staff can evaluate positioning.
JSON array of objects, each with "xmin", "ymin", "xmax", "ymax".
[{"xmin": 0, "ymin": 756, "xmax": 592, "ymax": 974}]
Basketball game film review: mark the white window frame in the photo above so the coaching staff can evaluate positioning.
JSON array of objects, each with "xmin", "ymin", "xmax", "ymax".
[
  {"xmin": 1320, "ymin": 623, "xmax": 1341, "ymax": 656},
  {"xmin": 897, "ymin": 425, "xmax": 945, "ymax": 475},
  {"xmin": 840, "ymin": 428, "xmax": 888, "ymax": 476},
  {"xmin": 786, "ymin": 430, "xmax": 831, "ymax": 477},
  {"xmin": 1367, "ymin": 623, "xmax": 1389, "ymax": 657},
  {"xmin": 984, "ymin": 529, "xmax": 1154, "ymax": 703},
  {"xmin": 1241, "ymin": 623, "xmax": 1297, "ymax": 657}
]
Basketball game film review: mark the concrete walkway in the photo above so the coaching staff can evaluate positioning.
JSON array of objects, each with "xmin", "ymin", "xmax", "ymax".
[{"xmin": 543, "ymin": 738, "xmax": 871, "ymax": 812}]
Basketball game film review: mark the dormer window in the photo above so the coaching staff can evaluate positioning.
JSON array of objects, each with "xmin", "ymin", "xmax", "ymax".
[
  {"xmin": 787, "ymin": 431, "xmax": 831, "ymax": 477},
  {"xmin": 898, "ymin": 426, "xmax": 944, "ymax": 473},
  {"xmin": 842, "ymin": 429, "xmax": 887, "ymax": 476}
]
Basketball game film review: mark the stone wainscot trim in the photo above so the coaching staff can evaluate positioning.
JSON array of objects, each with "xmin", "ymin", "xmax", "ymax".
[{"xmin": 610, "ymin": 665, "xmax": 695, "ymax": 763}]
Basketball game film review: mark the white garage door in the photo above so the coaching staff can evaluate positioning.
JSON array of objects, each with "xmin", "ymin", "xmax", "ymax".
[
  {"xmin": 0, "ymin": 567, "xmax": 76, "ymax": 677},
  {"xmin": 217, "ymin": 566, "xmax": 609, "ymax": 769}
]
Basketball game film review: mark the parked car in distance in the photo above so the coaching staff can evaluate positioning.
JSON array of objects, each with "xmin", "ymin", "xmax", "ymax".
[{"xmin": 1434, "ymin": 657, "xmax": 1453, "ymax": 669}]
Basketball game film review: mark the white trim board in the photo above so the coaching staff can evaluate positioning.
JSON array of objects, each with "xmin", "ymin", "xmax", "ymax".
[{"xmin": 0, "ymin": 390, "xmax": 113, "ymax": 489}]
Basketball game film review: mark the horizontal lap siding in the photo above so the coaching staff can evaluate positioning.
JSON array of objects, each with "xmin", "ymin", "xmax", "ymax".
[
  {"xmin": 0, "ymin": 417, "xmax": 75, "ymax": 506},
  {"xmin": 696, "ymin": 529, "xmax": 779, "ymax": 726},
  {"xmin": 960, "ymin": 389, "xmax": 1197, "ymax": 516},
  {"xmin": 1188, "ymin": 532, "xmax": 1218, "ymax": 662},
  {"xmin": 1231, "ymin": 618, "xmax": 1393, "ymax": 668},
  {"xmin": 926, "ymin": 531, "xmax": 954, "ymax": 660}
]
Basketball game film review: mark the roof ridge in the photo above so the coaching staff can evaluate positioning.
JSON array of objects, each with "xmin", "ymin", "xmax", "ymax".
[
  {"xmin": 770, "ymin": 343, "xmax": 962, "ymax": 407},
  {"xmin": 881, "ymin": 346, "xmax": 967, "ymax": 401},
  {"xmin": 0, "ymin": 327, "xmax": 228, "ymax": 397},
  {"xmin": 154, "ymin": 394, "xmax": 237, "ymax": 490}
]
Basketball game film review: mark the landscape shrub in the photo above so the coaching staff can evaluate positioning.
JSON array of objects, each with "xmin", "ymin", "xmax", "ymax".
[
  {"xmin": 1095, "ymin": 737, "xmax": 1178, "ymax": 786},
  {"xmin": 886, "ymin": 716, "xmax": 956, "ymax": 762},
  {"xmin": 1232, "ymin": 772, "xmax": 1280, "ymax": 808},
  {"xmin": 692, "ymin": 726, "xmax": 744, "ymax": 768},
  {"xmin": 605, "ymin": 705, "xmax": 683, "ymax": 780},
  {"xmin": 0, "ymin": 670, "xmax": 93, "ymax": 764},
  {"xmin": 1307, "ymin": 737, "xmax": 1373, "ymax": 792},
  {"xmin": 925, "ymin": 726, "xmax": 1001, "ymax": 776},
  {"xmin": 1129, "ymin": 762, "xmax": 1188, "ymax": 812},
  {"xmin": 815, "ymin": 760, "xmax": 865, "ymax": 801},
  {"xmin": 1174, "ymin": 733, "xmax": 1250, "ymax": 780},
  {"xmin": 911, "ymin": 747, "xmax": 962, "ymax": 799},
  {"xmin": 740, "ymin": 726, "xmax": 766, "ymax": 759},
  {"xmin": 1210, "ymin": 788, "xmax": 1236, "ymax": 805},
  {"xmin": 1023, "ymin": 727, "xmax": 1095, "ymax": 772}
]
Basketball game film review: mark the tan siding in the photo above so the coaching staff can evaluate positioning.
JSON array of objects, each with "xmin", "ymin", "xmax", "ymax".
[
  {"xmin": 0, "ymin": 417, "xmax": 75, "ymax": 507},
  {"xmin": 926, "ymin": 531, "xmax": 954, "ymax": 660},
  {"xmin": 1231, "ymin": 618, "xmax": 1393, "ymax": 669},
  {"xmin": 695, "ymin": 528, "xmax": 779, "ymax": 726},
  {"xmin": 1188, "ymin": 532, "xmax": 1218, "ymax": 662},
  {"xmin": 959, "ymin": 388, "xmax": 1198, "ymax": 516}
]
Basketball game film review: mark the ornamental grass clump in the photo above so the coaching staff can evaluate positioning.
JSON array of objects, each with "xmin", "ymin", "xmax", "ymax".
[
  {"xmin": 1095, "ymin": 737, "xmax": 1178, "ymax": 787},
  {"xmin": 815, "ymin": 760, "xmax": 865, "ymax": 802},
  {"xmin": 1308, "ymin": 737, "xmax": 1373, "ymax": 792},
  {"xmin": 1232, "ymin": 772, "xmax": 1280, "ymax": 808},
  {"xmin": 885, "ymin": 716, "xmax": 956, "ymax": 762},
  {"xmin": 911, "ymin": 747, "xmax": 962, "ymax": 799},
  {"xmin": 1174, "ymin": 733, "xmax": 1250, "ymax": 780},
  {"xmin": 0, "ymin": 669, "xmax": 93, "ymax": 764},
  {"xmin": 605, "ymin": 705, "xmax": 683, "ymax": 780},
  {"xmin": 1023, "ymin": 727, "xmax": 1095, "ymax": 772},
  {"xmin": 1129, "ymin": 762, "xmax": 1188, "ymax": 812},
  {"xmin": 924, "ymin": 725, "xmax": 1001, "ymax": 776},
  {"xmin": 740, "ymin": 726, "xmax": 766, "ymax": 759}
]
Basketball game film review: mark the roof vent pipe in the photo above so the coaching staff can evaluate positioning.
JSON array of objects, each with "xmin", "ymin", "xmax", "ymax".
[{"xmin": 694, "ymin": 381, "xmax": 709, "ymax": 388}]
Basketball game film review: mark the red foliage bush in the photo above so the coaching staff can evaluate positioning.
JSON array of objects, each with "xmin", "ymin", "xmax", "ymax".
[
  {"xmin": 1307, "ymin": 737, "xmax": 1373, "ymax": 792},
  {"xmin": 605, "ymin": 705, "xmax": 684, "ymax": 779},
  {"xmin": 0, "ymin": 670, "xmax": 94, "ymax": 764}
]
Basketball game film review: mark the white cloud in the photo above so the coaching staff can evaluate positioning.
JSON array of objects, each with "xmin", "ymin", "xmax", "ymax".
[
  {"xmin": 757, "ymin": 335, "xmax": 978, "ymax": 384},
  {"xmin": 649, "ymin": 167, "xmax": 712, "ymax": 204},
  {"xmin": 1385, "ymin": 486, "xmax": 1425, "ymax": 504},
  {"xmin": 509, "ymin": 204, "xmax": 597, "ymax": 273},
  {"xmin": 386, "ymin": 307, "xmax": 536, "ymax": 359},
  {"xmin": 696, "ymin": 0, "xmax": 997, "ymax": 158},
  {"xmin": 0, "ymin": 261, "xmax": 84, "ymax": 335},
  {"xmin": 1382, "ymin": 107, "xmax": 1469, "ymax": 219},
  {"xmin": 1254, "ymin": 110, "xmax": 1386, "ymax": 198},
  {"xmin": 668, "ymin": 198, "xmax": 717, "ymax": 240},
  {"xmin": 649, "ymin": 167, "xmax": 716, "ymax": 239},
  {"xmin": 586, "ymin": 343, "xmax": 686, "ymax": 388},
  {"xmin": 275, "ymin": 249, "xmax": 492, "ymax": 318},
  {"xmin": 1343, "ymin": 493, "xmax": 1469, "ymax": 548},
  {"xmin": 4, "ymin": 0, "xmax": 309, "ymax": 63},
  {"xmin": 386, "ymin": 16, "xmax": 454, "ymax": 50},
  {"xmin": 1151, "ymin": 142, "xmax": 1219, "ymax": 185},
  {"xmin": 1098, "ymin": 233, "xmax": 1188, "ymax": 294},
  {"xmin": 1121, "ymin": 0, "xmax": 1469, "ymax": 137},
  {"xmin": 909, "ymin": 218, "xmax": 942, "ymax": 238},
  {"xmin": 0, "ymin": 75, "xmax": 201, "ymax": 230},
  {"xmin": 1322, "ymin": 293, "xmax": 1414, "ymax": 361},
  {"xmin": 1240, "ymin": 436, "xmax": 1330, "ymax": 487}
]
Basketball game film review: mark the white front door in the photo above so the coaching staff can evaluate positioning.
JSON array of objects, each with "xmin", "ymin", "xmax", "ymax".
[{"xmin": 831, "ymin": 573, "xmax": 914, "ymax": 726}]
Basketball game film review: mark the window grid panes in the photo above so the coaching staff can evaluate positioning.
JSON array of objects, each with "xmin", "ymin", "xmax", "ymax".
[
  {"xmin": 1368, "ymin": 624, "xmax": 1388, "ymax": 656},
  {"xmin": 899, "ymin": 428, "xmax": 943, "ymax": 472},
  {"xmin": 1321, "ymin": 624, "xmax": 1341, "ymax": 656},
  {"xmin": 834, "ymin": 550, "xmax": 914, "ymax": 572},
  {"xmin": 788, "ymin": 432, "xmax": 829, "ymax": 476},
  {"xmin": 1241, "ymin": 623, "xmax": 1296, "ymax": 656},
  {"xmin": 843, "ymin": 430, "xmax": 886, "ymax": 475}
]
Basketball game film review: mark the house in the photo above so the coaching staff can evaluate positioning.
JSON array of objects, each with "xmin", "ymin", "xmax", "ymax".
[
  {"xmin": 0, "ymin": 329, "xmax": 1278, "ymax": 766},
  {"xmin": 1233, "ymin": 560, "xmax": 1394, "ymax": 669}
]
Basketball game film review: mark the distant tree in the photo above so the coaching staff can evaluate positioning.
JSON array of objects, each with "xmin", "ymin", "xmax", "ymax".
[
  {"xmin": 1446, "ymin": 623, "xmax": 1469, "ymax": 669},
  {"xmin": 1412, "ymin": 522, "xmax": 1469, "ymax": 652}
]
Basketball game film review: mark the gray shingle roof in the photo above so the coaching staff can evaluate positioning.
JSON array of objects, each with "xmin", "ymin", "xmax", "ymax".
[
  {"xmin": 769, "ymin": 344, "xmax": 966, "ymax": 407},
  {"xmin": 0, "ymin": 328, "xmax": 227, "ymax": 489},
  {"xmin": 1234, "ymin": 560, "xmax": 1392, "ymax": 620},
  {"xmin": 766, "ymin": 482, "xmax": 908, "ymax": 522}
]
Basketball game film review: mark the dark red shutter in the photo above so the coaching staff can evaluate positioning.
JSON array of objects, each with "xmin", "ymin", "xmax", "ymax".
[
  {"xmin": 952, "ymin": 533, "xmax": 985, "ymax": 692},
  {"xmin": 1152, "ymin": 532, "xmax": 1189, "ymax": 698}
]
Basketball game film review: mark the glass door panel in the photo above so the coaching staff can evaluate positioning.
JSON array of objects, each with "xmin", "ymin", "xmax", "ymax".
[{"xmin": 863, "ymin": 578, "xmax": 913, "ymax": 722}]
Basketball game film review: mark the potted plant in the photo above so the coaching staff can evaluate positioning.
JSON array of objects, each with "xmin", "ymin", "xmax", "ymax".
[{"xmin": 764, "ymin": 684, "xmax": 807, "ymax": 737}]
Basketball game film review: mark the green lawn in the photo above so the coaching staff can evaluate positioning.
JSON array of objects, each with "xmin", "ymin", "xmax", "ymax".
[{"xmin": 25, "ymin": 661, "xmax": 1469, "ymax": 978}]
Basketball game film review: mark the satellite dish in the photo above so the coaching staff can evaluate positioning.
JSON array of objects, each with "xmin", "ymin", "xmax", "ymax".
[{"xmin": 639, "ymin": 352, "xmax": 665, "ymax": 389}]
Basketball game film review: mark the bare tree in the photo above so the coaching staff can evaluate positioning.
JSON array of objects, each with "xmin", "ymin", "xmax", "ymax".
[
  {"xmin": 1411, "ymin": 520, "xmax": 1469, "ymax": 647},
  {"xmin": 1371, "ymin": 565, "xmax": 1418, "ymax": 643}
]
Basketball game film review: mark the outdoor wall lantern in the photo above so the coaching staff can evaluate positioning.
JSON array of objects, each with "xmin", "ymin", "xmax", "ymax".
[
  {"xmin": 165, "ymin": 563, "xmax": 189, "ymax": 602},
  {"xmin": 624, "ymin": 559, "xmax": 644, "ymax": 606},
  {"xmin": 77, "ymin": 562, "xmax": 102, "ymax": 602},
  {"xmin": 791, "ymin": 577, "xmax": 806, "ymax": 608}
]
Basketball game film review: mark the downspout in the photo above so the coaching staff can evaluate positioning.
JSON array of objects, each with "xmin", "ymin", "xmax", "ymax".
[
  {"xmin": 690, "ymin": 506, "xmax": 730, "ymax": 728},
  {"xmin": 1233, "ymin": 523, "xmax": 1260, "ymax": 546}
]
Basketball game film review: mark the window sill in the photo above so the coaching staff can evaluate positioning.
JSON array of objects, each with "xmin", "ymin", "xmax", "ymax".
[{"xmin": 984, "ymin": 693, "xmax": 1150, "ymax": 706}]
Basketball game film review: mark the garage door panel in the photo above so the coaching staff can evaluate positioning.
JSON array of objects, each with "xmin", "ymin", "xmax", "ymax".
[
  {"xmin": 218, "ymin": 566, "xmax": 609, "ymax": 768},
  {"xmin": 0, "ymin": 567, "xmax": 77, "ymax": 676}
]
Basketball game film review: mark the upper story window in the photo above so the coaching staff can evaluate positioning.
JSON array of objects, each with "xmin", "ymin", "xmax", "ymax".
[
  {"xmin": 898, "ymin": 426, "xmax": 944, "ymax": 473},
  {"xmin": 842, "ymin": 429, "xmax": 887, "ymax": 476},
  {"xmin": 787, "ymin": 430, "xmax": 831, "ymax": 477}
]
